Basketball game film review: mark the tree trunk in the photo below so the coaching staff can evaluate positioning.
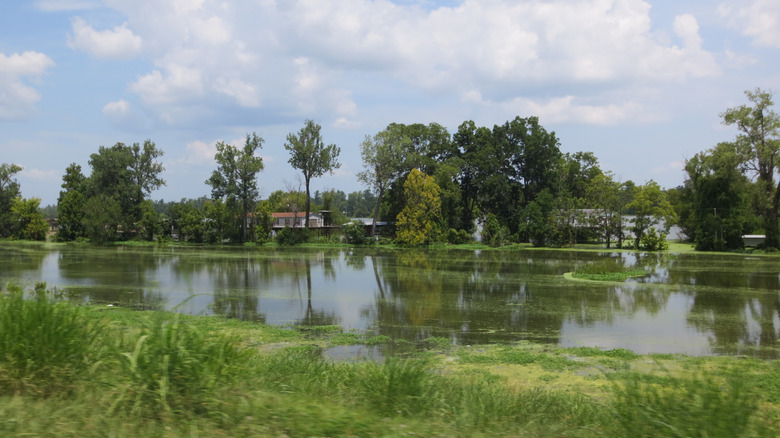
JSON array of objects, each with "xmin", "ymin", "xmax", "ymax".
[
  {"xmin": 370, "ymin": 188, "xmax": 385, "ymax": 237},
  {"xmin": 305, "ymin": 177, "xmax": 311, "ymax": 228}
]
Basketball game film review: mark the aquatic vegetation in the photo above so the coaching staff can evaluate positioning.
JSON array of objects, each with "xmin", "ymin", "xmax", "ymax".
[{"xmin": 571, "ymin": 260, "xmax": 647, "ymax": 281}]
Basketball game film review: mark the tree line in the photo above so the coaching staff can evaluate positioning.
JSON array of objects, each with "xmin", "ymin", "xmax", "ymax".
[{"xmin": 1, "ymin": 88, "xmax": 778, "ymax": 250}]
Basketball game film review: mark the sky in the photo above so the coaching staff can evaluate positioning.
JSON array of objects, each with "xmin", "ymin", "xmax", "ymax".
[{"xmin": 1, "ymin": 0, "xmax": 779, "ymax": 206}]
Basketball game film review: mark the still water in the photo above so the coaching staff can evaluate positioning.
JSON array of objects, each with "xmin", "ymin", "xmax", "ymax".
[{"xmin": 2, "ymin": 243, "xmax": 780, "ymax": 358}]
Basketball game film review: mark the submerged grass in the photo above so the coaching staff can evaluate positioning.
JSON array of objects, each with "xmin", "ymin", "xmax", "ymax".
[{"xmin": 2, "ymin": 283, "xmax": 780, "ymax": 436}]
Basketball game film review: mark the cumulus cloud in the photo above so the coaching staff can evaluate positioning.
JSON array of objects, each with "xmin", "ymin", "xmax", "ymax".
[
  {"xmin": 720, "ymin": 0, "xmax": 780, "ymax": 48},
  {"xmin": 79, "ymin": 0, "xmax": 721, "ymax": 127},
  {"xmin": 0, "ymin": 51, "xmax": 55, "ymax": 121},
  {"xmin": 183, "ymin": 140, "xmax": 216, "ymax": 165},
  {"xmin": 68, "ymin": 17, "xmax": 142, "ymax": 59}
]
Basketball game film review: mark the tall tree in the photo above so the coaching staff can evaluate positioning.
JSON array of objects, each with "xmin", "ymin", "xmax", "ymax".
[
  {"xmin": 395, "ymin": 169, "xmax": 442, "ymax": 245},
  {"xmin": 284, "ymin": 120, "xmax": 341, "ymax": 228},
  {"xmin": 206, "ymin": 133, "xmax": 264, "ymax": 242},
  {"xmin": 721, "ymin": 88, "xmax": 780, "ymax": 247},
  {"xmin": 56, "ymin": 164, "xmax": 88, "ymax": 241},
  {"xmin": 358, "ymin": 125, "xmax": 408, "ymax": 236},
  {"xmin": 0, "ymin": 163, "xmax": 23, "ymax": 237},
  {"xmin": 684, "ymin": 143, "xmax": 753, "ymax": 250},
  {"xmin": 11, "ymin": 197, "xmax": 48, "ymax": 241}
]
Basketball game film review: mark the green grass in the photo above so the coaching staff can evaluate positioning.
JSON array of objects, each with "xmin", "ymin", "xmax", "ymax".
[
  {"xmin": 570, "ymin": 260, "xmax": 648, "ymax": 282},
  {"xmin": 2, "ymin": 283, "xmax": 780, "ymax": 437}
]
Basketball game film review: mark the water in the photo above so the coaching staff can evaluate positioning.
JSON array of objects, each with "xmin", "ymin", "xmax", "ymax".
[{"xmin": 2, "ymin": 242, "xmax": 779, "ymax": 358}]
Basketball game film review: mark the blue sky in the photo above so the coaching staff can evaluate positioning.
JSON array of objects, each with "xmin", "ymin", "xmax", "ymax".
[{"xmin": 2, "ymin": 0, "xmax": 779, "ymax": 206}]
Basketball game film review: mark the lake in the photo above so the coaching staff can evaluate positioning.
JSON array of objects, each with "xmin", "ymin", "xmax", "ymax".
[{"xmin": 2, "ymin": 242, "xmax": 779, "ymax": 358}]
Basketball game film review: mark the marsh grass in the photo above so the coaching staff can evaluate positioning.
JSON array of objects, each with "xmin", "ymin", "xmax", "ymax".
[
  {"xmin": 610, "ymin": 371, "xmax": 759, "ymax": 437},
  {"xmin": 0, "ymin": 283, "xmax": 105, "ymax": 396},
  {"xmin": 572, "ymin": 261, "xmax": 647, "ymax": 282},
  {"xmin": 2, "ymin": 285, "xmax": 779, "ymax": 436},
  {"xmin": 111, "ymin": 312, "xmax": 247, "ymax": 416}
]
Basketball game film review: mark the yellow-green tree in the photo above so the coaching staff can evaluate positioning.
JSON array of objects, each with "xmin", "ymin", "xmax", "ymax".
[{"xmin": 395, "ymin": 169, "xmax": 442, "ymax": 245}]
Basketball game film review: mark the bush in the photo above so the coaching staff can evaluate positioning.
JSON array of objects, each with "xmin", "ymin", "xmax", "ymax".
[
  {"xmin": 275, "ymin": 227, "xmax": 312, "ymax": 246},
  {"xmin": 0, "ymin": 283, "xmax": 106, "ymax": 396},
  {"xmin": 342, "ymin": 221, "xmax": 370, "ymax": 245},
  {"xmin": 446, "ymin": 228, "xmax": 472, "ymax": 244},
  {"xmin": 639, "ymin": 229, "xmax": 668, "ymax": 251}
]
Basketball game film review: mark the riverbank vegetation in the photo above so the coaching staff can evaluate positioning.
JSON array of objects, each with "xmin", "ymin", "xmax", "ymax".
[
  {"xmin": 1, "ymin": 87, "xmax": 778, "ymax": 253},
  {"xmin": 1, "ymin": 283, "xmax": 778, "ymax": 437}
]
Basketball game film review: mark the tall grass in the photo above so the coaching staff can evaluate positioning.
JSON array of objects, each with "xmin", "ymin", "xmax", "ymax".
[
  {"xmin": 610, "ymin": 371, "xmax": 758, "ymax": 437},
  {"xmin": 0, "ymin": 283, "xmax": 105, "ymax": 396},
  {"xmin": 111, "ymin": 312, "xmax": 247, "ymax": 416}
]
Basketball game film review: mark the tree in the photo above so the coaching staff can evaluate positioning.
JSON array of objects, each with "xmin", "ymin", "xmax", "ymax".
[
  {"xmin": 358, "ymin": 125, "xmax": 408, "ymax": 236},
  {"xmin": 11, "ymin": 197, "xmax": 48, "ymax": 241},
  {"xmin": 56, "ymin": 164, "xmax": 88, "ymax": 241},
  {"xmin": 206, "ymin": 133, "xmax": 264, "ymax": 242},
  {"xmin": 82, "ymin": 195, "xmax": 122, "ymax": 243},
  {"xmin": 88, "ymin": 141, "xmax": 166, "ymax": 237},
  {"xmin": 684, "ymin": 143, "xmax": 753, "ymax": 250},
  {"xmin": 284, "ymin": 120, "xmax": 341, "ymax": 228},
  {"xmin": 0, "ymin": 163, "xmax": 23, "ymax": 237},
  {"xmin": 627, "ymin": 181, "xmax": 676, "ymax": 249},
  {"xmin": 721, "ymin": 88, "xmax": 780, "ymax": 247},
  {"xmin": 395, "ymin": 169, "xmax": 442, "ymax": 245},
  {"xmin": 253, "ymin": 200, "xmax": 274, "ymax": 244}
]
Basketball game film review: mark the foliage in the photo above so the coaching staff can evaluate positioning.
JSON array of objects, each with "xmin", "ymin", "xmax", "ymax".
[
  {"xmin": 0, "ymin": 283, "xmax": 105, "ymax": 396},
  {"xmin": 639, "ymin": 229, "xmax": 669, "ymax": 251},
  {"xmin": 395, "ymin": 169, "xmax": 442, "ymax": 245},
  {"xmin": 284, "ymin": 120, "xmax": 341, "ymax": 228},
  {"xmin": 206, "ymin": 133, "xmax": 264, "ymax": 242},
  {"xmin": 572, "ymin": 260, "xmax": 647, "ymax": 281},
  {"xmin": 0, "ymin": 163, "xmax": 23, "ymax": 238},
  {"xmin": 446, "ymin": 228, "xmax": 472, "ymax": 244},
  {"xmin": 358, "ymin": 125, "xmax": 408, "ymax": 236},
  {"xmin": 721, "ymin": 88, "xmax": 780, "ymax": 248},
  {"xmin": 82, "ymin": 195, "xmax": 123, "ymax": 243},
  {"xmin": 627, "ymin": 180, "xmax": 676, "ymax": 249},
  {"xmin": 10, "ymin": 197, "xmax": 48, "ymax": 241},
  {"xmin": 113, "ymin": 313, "xmax": 246, "ymax": 416},
  {"xmin": 480, "ymin": 213, "xmax": 507, "ymax": 247},
  {"xmin": 275, "ymin": 227, "xmax": 312, "ymax": 246},
  {"xmin": 253, "ymin": 200, "xmax": 274, "ymax": 244},
  {"xmin": 342, "ymin": 221, "xmax": 370, "ymax": 245}
]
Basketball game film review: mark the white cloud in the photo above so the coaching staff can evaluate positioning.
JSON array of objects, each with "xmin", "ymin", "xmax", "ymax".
[
  {"xmin": 183, "ymin": 140, "xmax": 216, "ymax": 165},
  {"xmin": 103, "ymin": 99, "xmax": 130, "ymax": 118},
  {"xmin": 0, "ymin": 51, "xmax": 55, "ymax": 121},
  {"xmin": 81, "ymin": 0, "xmax": 722, "ymax": 127},
  {"xmin": 68, "ymin": 17, "xmax": 143, "ymax": 59},
  {"xmin": 721, "ymin": 0, "xmax": 780, "ymax": 48}
]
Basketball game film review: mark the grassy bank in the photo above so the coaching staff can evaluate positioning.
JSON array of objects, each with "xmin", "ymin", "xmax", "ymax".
[{"xmin": 1, "ymin": 285, "xmax": 779, "ymax": 437}]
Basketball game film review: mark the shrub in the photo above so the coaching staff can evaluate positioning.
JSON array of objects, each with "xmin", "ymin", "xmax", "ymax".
[
  {"xmin": 0, "ymin": 283, "xmax": 106, "ymax": 396},
  {"xmin": 446, "ymin": 228, "xmax": 472, "ymax": 244},
  {"xmin": 276, "ymin": 227, "xmax": 312, "ymax": 246},
  {"xmin": 342, "ymin": 221, "xmax": 369, "ymax": 245},
  {"xmin": 640, "ymin": 229, "xmax": 669, "ymax": 251}
]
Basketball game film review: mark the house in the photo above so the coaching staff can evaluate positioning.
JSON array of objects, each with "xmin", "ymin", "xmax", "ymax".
[
  {"xmin": 271, "ymin": 212, "xmax": 325, "ymax": 229},
  {"xmin": 742, "ymin": 235, "xmax": 765, "ymax": 247}
]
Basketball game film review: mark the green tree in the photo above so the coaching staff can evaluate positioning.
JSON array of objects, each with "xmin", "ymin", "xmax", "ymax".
[
  {"xmin": 206, "ymin": 133, "xmax": 264, "ymax": 242},
  {"xmin": 88, "ymin": 141, "xmax": 165, "ymax": 236},
  {"xmin": 82, "ymin": 195, "xmax": 122, "ymax": 243},
  {"xmin": 721, "ymin": 88, "xmax": 780, "ymax": 247},
  {"xmin": 284, "ymin": 120, "xmax": 341, "ymax": 228},
  {"xmin": 253, "ymin": 200, "xmax": 274, "ymax": 244},
  {"xmin": 0, "ymin": 163, "xmax": 23, "ymax": 237},
  {"xmin": 137, "ymin": 200, "xmax": 161, "ymax": 241},
  {"xmin": 395, "ymin": 169, "xmax": 442, "ymax": 245},
  {"xmin": 584, "ymin": 172, "xmax": 624, "ymax": 248},
  {"xmin": 684, "ymin": 143, "xmax": 752, "ymax": 250},
  {"xmin": 11, "ymin": 197, "xmax": 48, "ymax": 241},
  {"xmin": 56, "ymin": 164, "xmax": 87, "ymax": 240},
  {"xmin": 627, "ymin": 181, "xmax": 676, "ymax": 249},
  {"xmin": 358, "ymin": 125, "xmax": 408, "ymax": 236}
]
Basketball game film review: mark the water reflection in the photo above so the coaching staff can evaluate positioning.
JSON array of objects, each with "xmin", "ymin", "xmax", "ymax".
[{"xmin": 1, "ymin": 243, "xmax": 779, "ymax": 358}]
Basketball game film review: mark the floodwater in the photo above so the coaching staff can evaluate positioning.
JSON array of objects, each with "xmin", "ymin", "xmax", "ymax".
[{"xmin": 2, "ymin": 242, "xmax": 779, "ymax": 358}]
